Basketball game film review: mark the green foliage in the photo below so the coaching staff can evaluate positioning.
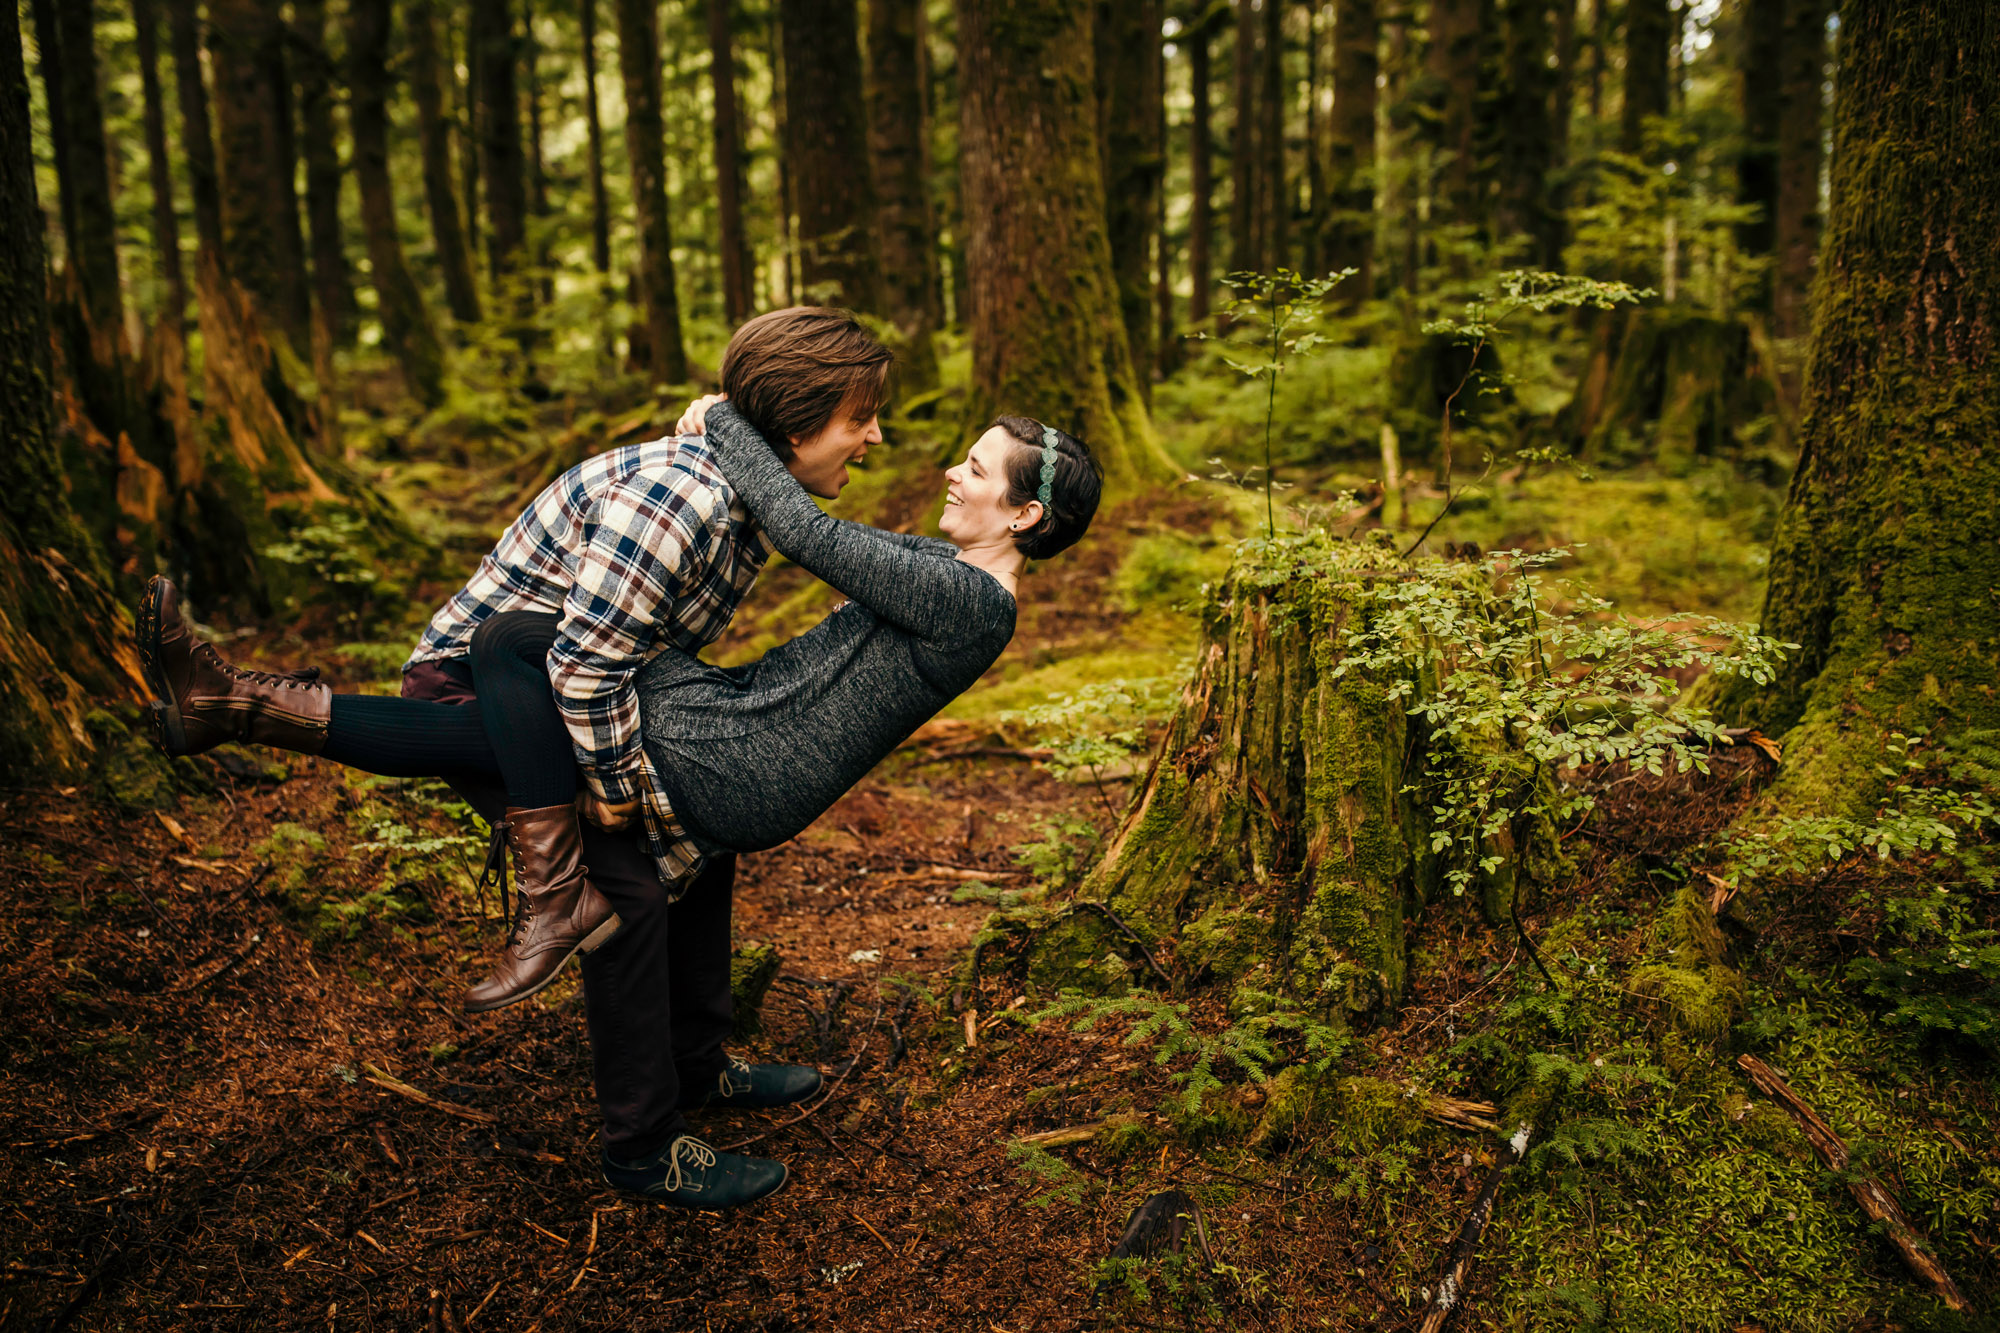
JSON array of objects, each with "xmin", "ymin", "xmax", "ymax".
[
  {"xmin": 261, "ymin": 510, "xmax": 409, "ymax": 630},
  {"xmin": 1338, "ymin": 546, "xmax": 1790, "ymax": 897},
  {"xmin": 1006, "ymin": 814, "xmax": 1100, "ymax": 895},
  {"xmin": 1004, "ymin": 1139, "xmax": 1090, "ymax": 1207},
  {"xmin": 1000, "ymin": 675, "xmax": 1178, "ymax": 828}
]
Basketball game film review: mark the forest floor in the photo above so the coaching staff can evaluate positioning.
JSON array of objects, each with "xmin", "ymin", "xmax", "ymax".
[{"xmin": 4, "ymin": 413, "xmax": 1997, "ymax": 1330}]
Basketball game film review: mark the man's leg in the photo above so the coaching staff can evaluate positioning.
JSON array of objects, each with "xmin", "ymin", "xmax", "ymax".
[{"xmin": 664, "ymin": 854, "xmax": 738, "ymax": 1105}]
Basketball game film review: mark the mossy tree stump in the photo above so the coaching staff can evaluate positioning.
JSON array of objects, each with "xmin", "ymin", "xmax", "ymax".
[{"xmin": 1005, "ymin": 538, "xmax": 1550, "ymax": 1026}]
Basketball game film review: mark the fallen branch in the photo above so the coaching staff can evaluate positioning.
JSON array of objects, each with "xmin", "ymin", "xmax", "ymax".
[
  {"xmin": 1013, "ymin": 1123, "xmax": 1104, "ymax": 1148},
  {"xmin": 1418, "ymin": 1126, "xmax": 1529, "ymax": 1333},
  {"xmin": 1737, "ymin": 1055, "xmax": 1970, "ymax": 1312},
  {"xmin": 1421, "ymin": 1096, "xmax": 1500, "ymax": 1134},
  {"xmin": 362, "ymin": 1063, "xmax": 498, "ymax": 1126}
]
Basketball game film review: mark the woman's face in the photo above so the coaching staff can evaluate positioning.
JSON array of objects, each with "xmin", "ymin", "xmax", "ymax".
[{"xmin": 940, "ymin": 427, "xmax": 1036, "ymax": 546}]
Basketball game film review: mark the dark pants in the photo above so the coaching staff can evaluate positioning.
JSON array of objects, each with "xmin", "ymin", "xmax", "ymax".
[{"xmin": 402, "ymin": 657, "xmax": 733, "ymax": 1159}]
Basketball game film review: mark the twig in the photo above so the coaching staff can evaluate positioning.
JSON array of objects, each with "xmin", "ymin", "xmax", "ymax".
[
  {"xmin": 362, "ymin": 1063, "xmax": 499, "ymax": 1126},
  {"xmin": 719, "ymin": 1048, "xmax": 864, "ymax": 1152},
  {"xmin": 564, "ymin": 1211, "xmax": 599, "ymax": 1293},
  {"xmin": 465, "ymin": 1278, "xmax": 504, "ymax": 1326},
  {"xmin": 1065, "ymin": 901, "xmax": 1172, "ymax": 988},
  {"xmin": 851, "ymin": 1212, "xmax": 897, "ymax": 1256},
  {"xmin": 163, "ymin": 931, "xmax": 265, "ymax": 993},
  {"xmin": 1737, "ymin": 1055, "xmax": 1970, "ymax": 1312},
  {"xmin": 1417, "ymin": 1127, "xmax": 1528, "ymax": 1332}
]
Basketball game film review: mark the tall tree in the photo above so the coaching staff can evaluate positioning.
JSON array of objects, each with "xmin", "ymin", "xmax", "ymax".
[
  {"xmin": 347, "ymin": 0, "xmax": 445, "ymax": 405},
  {"xmin": 27, "ymin": 0, "xmax": 76, "ymax": 262},
  {"xmin": 42, "ymin": 0, "xmax": 126, "ymax": 352},
  {"xmin": 1425, "ymin": 0, "xmax": 1485, "ymax": 233},
  {"xmin": 579, "ymin": 0, "xmax": 611, "ymax": 277},
  {"xmin": 207, "ymin": 0, "xmax": 311, "ymax": 351},
  {"xmin": 1228, "ymin": 0, "xmax": 1258, "ymax": 274},
  {"xmin": 132, "ymin": 0, "xmax": 187, "ymax": 334},
  {"xmin": 522, "ymin": 0, "xmax": 550, "ymax": 282},
  {"xmin": 955, "ymin": 0, "xmax": 1176, "ymax": 489},
  {"xmin": 1323, "ymin": 0, "xmax": 1376, "ymax": 303},
  {"xmin": 409, "ymin": 0, "xmax": 481, "ymax": 323},
  {"xmin": 867, "ymin": 0, "xmax": 940, "ymax": 384},
  {"xmin": 164, "ymin": 0, "xmax": 222, "ymax": 263},
  {"xmin": 1621, "ymin": 0, "xmax": 1670, "ymax": 154},
  {"xmin": 1185, "ymin": 6, "xmax": 1216, "ymax": 326},
  {"xmin": 1729, "ymin": 0, "xmax": 2000, "ymax": 816},
  {"xmin": 1101, "ymin": 0, "xmax": 1163, "ymax": 393},
  {"xmin": 293, "ymin": 0, "xmax": 353, "ymax": 347},
  {"xmin": 0, "ymin": 0, "xmax": 148, "ymax": 782},
  {"xmin": 614, "ymin": 0, "xmax": 688, "ymax": 380},
  {"xmin": 1772, "ymin": 0, "xmax": 1827, "ymax": 340},
  {"xmin": 781, "ymin": 0, "xmax": 882, "ymax": 310},
  {"xmin": 459, "ymin": 6, "xmax": 481, "ymax": 267},
  {"xmin": 1257, "ymin": 0, "xmax": 1285, "ymax": 270},
  {"xmin": 471, "ymin": 0, "xmax": 529, "ymax": 300},
  {"xmin": 1546, "ymin": 0, "xmax": 1576, "ymax": 268},
  {"xmin": 1735, "ymin": 0, "xmax": 1783, "ymax": 283},
  {"xmin": 710, "ymin": 0, "xmax": 753, "ymax": 323},
  {"xmin": 1494, "ymin": 0, "xmax": 1555, "ymax": 257}
]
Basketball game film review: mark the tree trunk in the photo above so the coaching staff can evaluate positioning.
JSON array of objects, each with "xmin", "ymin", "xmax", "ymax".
[
  {"xmin": 770, "ymin": 9, "xmax": 796, "ymax": 306},
  {"xmin": 347, "ymin": 0, "xmax": 445, "ymax": 407},
  {"xmin": 294, "ymin": 0, "xmax": 353, "ymax": 349},
  {"xmin": 471, "ymin": 0, "xmax": 529, "ymax": 300},
  {"xmin": 1258, "ymin": 0, "xmax": 1286, "ymax": 272},
  {"xmin": 207, "ymin": 0, "xmax": 309, "ymax": 352},
  {"xmin": 1546, "ymin": 0, "xmax": 1575, "ymax": 269},
  {"xmin": 710, "ymin": 0, "xmax": 754, "ymax": 324},
  {"xmin": 781, "ymin": 0, "xmax": 882, "ymax": 311},
  {"xmin": 1153, "ymin": 28, "xmax": 1172, "ymax": 378},
  {"xmin": 132, "ymin": 0, "xmax": 187, "ymax": 336},
  {"xmin": 409, "ymin": 0, "xmax": 482, "ymax": 324},
  {"xmin": 1101, "ymin": 0, "xmax": 1162, "ymax": 399},
  {"xmin": 1735, "ymin": 0, "xmax": 1781, "ymax": 288},
  {"xmin": 44, "ymin": 0, "xmax": 126, "ymax": 357},
  {"xmin": 1772, "ymin": 0, "xmax": 1826, "ymax": 342},
  {"xmin": 1621, "ymin": 0, "xmax": 1670, "ymax": 155},
  {"xmin": 956, "ymin": 0, "xmax": 1175, "ymax": 491},
  {"xmin": 165, "ymin": 0, "xmax": 222, "ymax": 261},
  {"xmin": 577, "ymin": 0, "xmax": 611, "ymax": 278},
  {"xmin": 458, "ymin": 5, "xmax": 481, "ymax": 270},
  {"xmin": 1186, "ymin": 14, "xmax": 1214, "ymax": 326},
  {"xmin": 866, "ymin": 0, "xmax": 940, "ymax": 386},
  {"xmin": 1324, "ymin": 0, "xmax": 1375, "ymax": 306},
  {"xmin": 614, "ymin": 0, "xmax": 687, "ymax": 381},
  {"xmin": 0, "ymin": 0, "xmax": 149, "ymax": 784},
  {"xmin": 1725, "ymin": 0, "xmax": 2000, "ymax": 817},
  {"xmin": 522, "ymin": 0, "xmax": 550, "ymax": 292},
  {"xmin": 1494, "ymin": 0, "xmax": 1554, "ymax": 255},
  {"xmin": 1425, "ymin": 0, "xmax": 1485, "ymax": 235},
  {"xmin": 1229, "ymin": 0, "xmax": 1258, "ymax": 275},
  {"xmin": 265, "ymin": 5, "xmax": 311, "ymax": 348}
]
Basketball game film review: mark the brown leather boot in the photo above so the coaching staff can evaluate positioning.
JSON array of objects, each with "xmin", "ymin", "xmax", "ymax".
[
  {"xmin": 138, "ymin": 576, "xmax": 333, "ymax": 758},
  {"xmin": 464, "ymin": 805, "xmax": 623, "ymax": 1013}
]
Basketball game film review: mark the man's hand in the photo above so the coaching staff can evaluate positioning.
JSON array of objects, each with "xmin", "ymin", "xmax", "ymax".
[
  {"xmin": 676, "ymin": 393, "xmax": 727, "ymax": 437},
  {"xmin": 581, "ymin": 794, "xmax": 641, "ymax": 831}
]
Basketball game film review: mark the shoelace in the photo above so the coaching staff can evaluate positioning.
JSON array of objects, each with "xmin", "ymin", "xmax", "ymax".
[
  {"xmin": 475, "ymin": 820, "xmax": 529, "ymax": 944},
  {"xmin": 660, "ymin": 1135, "xmax": 717, "ymax": 1194},
  {"xmin": 718, "ymin": 1057, "xmax": 755, "ymax": 1099},
  {"xmin": 194, "ymin": 642, "xmax": 324, "ymax": 691}
]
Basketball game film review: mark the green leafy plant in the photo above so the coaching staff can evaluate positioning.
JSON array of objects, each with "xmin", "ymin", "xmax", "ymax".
[{"xmin": 1000, "ymin": 676, "xmax": 1179, "ymax": 826}]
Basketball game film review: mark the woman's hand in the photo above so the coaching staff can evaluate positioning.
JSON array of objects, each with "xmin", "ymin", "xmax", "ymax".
[
  {"xmin": 581, "ymin": 794, "xmax": 641, "ymax": 831},
  {"xmin": 675, "ymin": 393, "xmax": 727, "ymax": 436}
]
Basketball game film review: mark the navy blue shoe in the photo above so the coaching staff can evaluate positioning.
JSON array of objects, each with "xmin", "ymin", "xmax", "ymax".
[
  {"xmin": 684, "ymin": 1056, "xmax": 823, "ymax": 1112},
  {"xmin": 601, "ymin": 1135, "xmax": 789, "ymax": 1209}
]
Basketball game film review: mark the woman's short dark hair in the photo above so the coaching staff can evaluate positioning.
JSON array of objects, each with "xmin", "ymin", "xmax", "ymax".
[
  {"xmin": 991, "ymin": 416, "xmax": 1102, "ymax": 560},
  {"xmin": 720, "ymin": 307, "xmax": 894, "ymax": 458}
]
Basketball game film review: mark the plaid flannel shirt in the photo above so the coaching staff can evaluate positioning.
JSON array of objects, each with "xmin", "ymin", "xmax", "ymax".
[{"xmin": 406, "ymin": 434, "xmax": 772, "ymax": 886}]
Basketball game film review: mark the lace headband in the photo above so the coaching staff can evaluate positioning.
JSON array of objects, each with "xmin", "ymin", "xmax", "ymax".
[{"xmin": 1037, "ymin": 425, "xmax": 1059, "ymax": 510}]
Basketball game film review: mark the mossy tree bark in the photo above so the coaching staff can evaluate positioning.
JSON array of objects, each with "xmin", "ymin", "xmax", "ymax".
[
  {"xmin": 578, "ymin": 0, "xmax": 611, "ymax": 279},
  {"xmin": 1734, "ymin": 0, "xmax": 1782, "ymax": 299},
  {"xmin": 347, "ymin": 0, "xmax": 445, "ymax": 408},
  {"xmin": 408, "ymin": 0, "xmax": 481, "ymax": 326},
  {"xmin": 0, "ymin": 1, "xmax": 148, "ymax": 783},
  {"xmin": 955, "ymin": 0, "xmax": 1178, "ymax": 491},
  {"xmin": 1228, "ymin": 0, "xmax": 1257, "ymax": 275},
  {"xmin": 1183, "ymin": 10, "xmax": 1217, "ymax": 327},
  {"xmin": 1425, "ymin": 0, "xmax": 1486, "ymax": 237},
  {"xmin": 294, "ymin": 0, "xmax": 353, "ymax": 349},
  {"xmin": 43, "ymin": 0, "xmax": 125, "ymax": 358},
  {"xmin": 710, "ymin": 0, "xmax": 753, "ymax": 325},
  {"xmin": 1256, "ymin": 0, "xmax": 1285, "ymax": 270},
  {"xmin": 132, "ymin": 0, "xmax": 187, "ymax": 338},
  {"xmin": 781, "ymin": 0, "xmax": 882, "ymax": 312},
  {"xmin": 1771, "ymin": 0, "xmax": 1827, "ymax": 343},
  {"xmin": 865, "ymin": 0, "xmax": 940, "ymax": 387},
  {"xmin": 1722, "ymin": 0, "xmax": 2000, "ymax": 818},
  {"xmin": 472, "ymin": 0, "xmax": 530, "ymax": 306},
  {"xmin": 1621, "ymin": 0, "xmax": 1670, "ymax": 155},
  {"xmin": 1100, "ymin": 0, "xmax": 1162, "ymax": 400},
  {"xmin": 208, "ymin": 0, "xmax": 311, "ymax": 355},
  {"xmin": 1322, "ymin": 0, "xmax": 1375, "ymax": 306},
  {"xmin": 614, "ymin": 0, "xmax": 688, "ymax": 382}
]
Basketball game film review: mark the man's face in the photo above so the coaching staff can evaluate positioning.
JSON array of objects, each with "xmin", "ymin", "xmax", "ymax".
[{"xmin": 786, "ymin": 411, "xmax": 883, "ymax": 499}]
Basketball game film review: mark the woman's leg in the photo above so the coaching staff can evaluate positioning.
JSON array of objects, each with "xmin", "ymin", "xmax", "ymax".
[
  {"xmin": 320, "ymin": 694, "xmax": 501, "ymax": 783},
  {"xmin": 464, "ymin": 611, "xmax": 575, "ymax": 808}
]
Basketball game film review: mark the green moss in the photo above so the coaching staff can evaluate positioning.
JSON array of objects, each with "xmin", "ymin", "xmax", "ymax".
[
  {"xmin": 1023, "ymin": 910, "xmax": 1132, "ymax": 997},
  {"xmin": 85, "ymin": 706, "xmax": 190, "ymax": 812},
  {"xmin": 1096, "ymin": 1112, "xmax": 1163, "ymax": 1160},
  {"xmin": 1253, "ymin": 1071, "xmax": 1423, "ymax": 1152},
  {"xmin": 729, "ymin": 942, "xmax": 782, "ymax": 1039},
  {"xmin": 1179, "ymin": 903, "xmax": 1274, "ymax": 984}
]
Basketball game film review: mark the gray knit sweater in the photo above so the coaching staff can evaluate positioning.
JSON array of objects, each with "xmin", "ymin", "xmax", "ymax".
[{"xmin": 634, "ymin": 403, "xmax": 1016, "ymax": 854}]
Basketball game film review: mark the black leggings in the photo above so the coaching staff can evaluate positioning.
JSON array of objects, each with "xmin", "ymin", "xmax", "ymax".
[{"xmin": 320, "ymin": 612, "xmax": 577, "ymax": 810}]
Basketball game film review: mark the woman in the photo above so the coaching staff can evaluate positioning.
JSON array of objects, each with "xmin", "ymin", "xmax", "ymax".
[{"xmin": 137, "ymin": 402, "xmax": 1100, "ymax": 994}]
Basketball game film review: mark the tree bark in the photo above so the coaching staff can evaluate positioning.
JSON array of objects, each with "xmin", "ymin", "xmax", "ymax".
[
  {"xmin": 614, "ymin": 0, "xmax": 688, "ymax": 381},
  {"xmin": 522, "ymin": 0, "xmax": 550, "ymax": 289},
  {"xmin": 132, "ymin": 0, "xmax": 187, "ymax": 335},
  {"xmin": 1324, "ymin": 0, "xmax": 1376, "ymax": 305},
  {"xmin": 1772, "ymin": 0, "xmax": 1827, "ymax": 341},
  {"xmin": 409, "ymin": 0, "xmax": 482, "ymax": 324},
  {"xmin": 579, "ymin": 0, "xmax": 611, "ymax": 277},
  {"xmin": 1186, "ymin": 13, "xmax": 1214, "ymax": 326},
  {"xmin": 1546, "ymin": 0, "xmax": 1575, "ymax": 269},
  {"xmin": 1728, "ymin": 0, "xmax": 2000, "ymax": 817},
  {"xmin": 710, "ymin": 0, "xmax": 754, "ymax": 324},
  {"xmin": 458, "ymin": 5, "xmax": 481, "ymax": 269},
  {"xmin": 27, "ymin": 0, "xmax": 77, "ymax": 262},
  {"xmin": 265, "ymin": 3, "xmax": 311, "ymax": 348},
  {"xmin": 1735, "ymin": 0, "xmax": 1782, "ymax": 290},
  {"xmin": 1494, "ymin": 0, "xmax": 1554, "ymax": 256},
  {"xmin": 956, "ymin": 0, "xmax": 1175, "ymax": 490},
  {"xmin": 0, "ymin": 0, "xmax": 149, "ymax": 783},
  {"xmin": 471, "ymin": 0, "xmax": 529, "ymax": 300},
  {"xmin": 1101, "ymin": 0, "xmax": 1162, "ymax": 396},
  {"xmin": 781, "ymin": 0, "xmax": 882, "ymax": 311},
  {"xmin": 347, "ymin": 0, "xmax": 445, "ymax": 406},
  {"xmin": 43, "ymin": 0, "xmax": 126, "ymax": 354},
  {"xmin": 1229, "ymin": 0, "xmax": 1258, "ymax": 274},
  {"xmin": 294, "ymin": 0, "xmax": 353, "ymax": 348},
  {"xmin": 866, "ymin": 0, "xmax": 940, "ymax": 385},
  {"xmin": 164, "ymin": 0, "xmax": 222, "ymax": 264},
  {"xmin": 1621, "ymin": 0, "xmax": 1670, "ymax": 155},
  {"xmin": 1425, "ymin": 0, "xmax": 1485, "ymax": 234},
  {"xmin": 206, "ymin": 0, "xmax": 309, "ymax": 351},
  {"xmin": 1258, "ymin": 0, "xmax": 1286, "ymax": 271}
]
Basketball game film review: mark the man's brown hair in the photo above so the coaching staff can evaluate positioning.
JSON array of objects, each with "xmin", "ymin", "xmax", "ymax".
[{"xmin": 719, "ymin": 308, "xmax": 894, "ymax": 455}]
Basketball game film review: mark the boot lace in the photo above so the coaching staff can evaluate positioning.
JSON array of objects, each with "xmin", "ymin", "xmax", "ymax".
[
  {"xmin": 661, "ymin": 1136, "xmax": 717, "ymax": 1194},
  {"xmin": 718, "ymin": 1057, "xmax": 755, "ymax": 1099},
  {"xmin": 194, "ymin": 641, "xmax": 324, "ymax": 691}
]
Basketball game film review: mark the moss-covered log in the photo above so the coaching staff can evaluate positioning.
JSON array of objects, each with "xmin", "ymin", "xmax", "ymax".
[
  {"xmin": 1559, "ymin": 307, "xmax": 1774, "ymax": 473},
  {"xmin": 1717, "ymin": 1, "xmax": 2000, "ymax": 818},
  {"xmin": 1005, "ymin": 540, "xmax": 1551, "ymax": 1025}
]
